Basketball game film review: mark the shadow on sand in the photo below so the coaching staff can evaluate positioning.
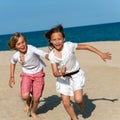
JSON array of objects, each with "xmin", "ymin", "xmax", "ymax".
[
  {"xmin": 36, "ymin": 93, "xmax": 118, "ymax": 118},
  {"xmin": 72, "ymin": 93, "xmax": 118, "ymax": 118},
  {"xmin": 36, "ymin": 95, "xmax": 61, "ymax": 114}
]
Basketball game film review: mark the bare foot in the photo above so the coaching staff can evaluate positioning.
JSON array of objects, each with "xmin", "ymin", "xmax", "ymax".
[
  {"xmin": 24, "ymin": 97, "xmax": 32, "ymax": 115},
  {"xmin": 79, "ymin": 103, "xmax": 85, "ymax": 111},
  {"xmin": 30, "ymin": 112, "xmax": 41, "ymax": 120},
  {"xmin": 71, "ymin": 117, "xmax": 79, "ymax": 120},
  {"xmin": 24, "ymin": 104, "xmax": 30, "ymax": 115}
]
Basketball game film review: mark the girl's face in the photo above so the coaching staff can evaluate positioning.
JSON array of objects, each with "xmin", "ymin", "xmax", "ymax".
[
  {"xmin": 15, "ymin": 36, "xmax": 27, "ymax": 53},
  {"xmin": 50, "ymin": 32, "xmax": 64, "ymax": 51}
]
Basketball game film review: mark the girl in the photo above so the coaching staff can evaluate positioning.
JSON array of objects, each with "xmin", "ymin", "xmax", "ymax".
[
  {"xmin": 45, "ymin": 25, "xmax": 111, "ymax": 120},
  {"xmin": 8, "ymin": 32, "xmax": 48, "ymax": 119}
]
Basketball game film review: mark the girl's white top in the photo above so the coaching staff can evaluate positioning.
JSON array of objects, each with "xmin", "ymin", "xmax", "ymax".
[
  {"xmin": 49, "ymin": 42, "xmax": 80, "ymax": 73},
  {"xmin": 11, "ymin": 45, "xmax": 47, "ymax": 74},
  {"xmin": 49, "ymin": 42, "xmax": 85, "ymax": 96}
]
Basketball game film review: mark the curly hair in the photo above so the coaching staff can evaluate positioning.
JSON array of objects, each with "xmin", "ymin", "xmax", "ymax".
[{"xmin": 8, "ymin": 32, "xmax": 27, "ymax": 50}]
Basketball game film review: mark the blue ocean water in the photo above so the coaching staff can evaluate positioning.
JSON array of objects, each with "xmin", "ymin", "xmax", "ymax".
[{"xmin": 0, "ymin": 22, "xmax": 120, "ymax": 51}]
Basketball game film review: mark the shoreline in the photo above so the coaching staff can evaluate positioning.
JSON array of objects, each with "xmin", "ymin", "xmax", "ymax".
[{"xmin": 1, "ymin": 41, "xmax": 120, "ymax": 67}]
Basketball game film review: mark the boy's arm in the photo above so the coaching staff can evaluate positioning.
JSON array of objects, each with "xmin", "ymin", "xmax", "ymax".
[{"xmin": 9, "ymin": 63, "xmax": 16, "ymax": 88}]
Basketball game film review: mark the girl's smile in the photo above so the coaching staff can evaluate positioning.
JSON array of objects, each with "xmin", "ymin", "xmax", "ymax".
[{"xmin": 50, "ymin": 32, "xmax": 64, "ymax": 51}]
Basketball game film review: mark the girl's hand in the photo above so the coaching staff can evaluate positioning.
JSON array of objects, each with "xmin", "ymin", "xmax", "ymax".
[
  {"xmin": 101, "ymin": 52, "xmax": 112, "ymax": 62},
  {"xmin": 9, "ymin": 78, "xmax": 15, "ymax": 88},
  {"xmin": 61, "ymin": 66, "xmax": 66, "ymax": 75}
]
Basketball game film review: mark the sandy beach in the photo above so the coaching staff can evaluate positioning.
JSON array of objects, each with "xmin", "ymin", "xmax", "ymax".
[{"xmin": 0, "ymin": 41, "xmax": 120, "ymax": 120}]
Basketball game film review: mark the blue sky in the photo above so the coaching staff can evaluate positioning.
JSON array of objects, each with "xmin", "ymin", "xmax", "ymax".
[{"xmin": 0, "ymin": 0, "xmax": 120, "ymax": 35}]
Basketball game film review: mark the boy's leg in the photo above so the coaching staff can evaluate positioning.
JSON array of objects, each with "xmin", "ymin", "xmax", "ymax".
[
  {"xmin": 30, "ymin": 73, "xmax": 44, "ymax": 118},
  {"xmin": 20, "ymin": 74, "xmax": 32, "ymax": 114},
  {"xmin": 30, "ymin": 98, "xmax": 40, "ymax": 118},
  {"xmin": 24, "ymin": 95, "xmax": 32, "ymax": 114},
  {"xmin": 61, "ymin": 94, "xmax": 78, "ymax": 120}
]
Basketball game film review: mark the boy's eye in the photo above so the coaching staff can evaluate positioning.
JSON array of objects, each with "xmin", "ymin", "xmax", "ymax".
[{"xmin": 16, "ymin": 43, "xmax": 20, "ymax": 46}]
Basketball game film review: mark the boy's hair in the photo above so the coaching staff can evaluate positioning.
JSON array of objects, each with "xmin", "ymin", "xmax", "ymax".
[
  {"xmin": 8, "ymin": 32, "xmax": 27, "ymax": 50},
  {"xmin": 45, "ymin": 24, "xmax": 65, "ymax": 49}
]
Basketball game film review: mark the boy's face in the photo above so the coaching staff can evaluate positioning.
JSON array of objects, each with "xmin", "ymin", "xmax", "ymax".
[{"xmin": 15, "ymin": 36, "xmax": 27, "ymax": 53}]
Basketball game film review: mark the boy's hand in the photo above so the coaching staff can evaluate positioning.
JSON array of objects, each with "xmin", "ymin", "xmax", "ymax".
[{"xmin": 9, "ymin": 78, "xmax": 15, "ymax": 88}]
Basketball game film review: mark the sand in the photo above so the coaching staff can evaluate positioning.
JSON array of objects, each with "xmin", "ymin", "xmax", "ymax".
[{"xmin": 0, "ymin": 41, "xmax": 120, "ymax": 120}]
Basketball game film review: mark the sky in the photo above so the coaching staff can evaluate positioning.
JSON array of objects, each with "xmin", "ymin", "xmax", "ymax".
[{"xmin": 0, "ymin": 0, "xmax": 120, "ymax": 35}]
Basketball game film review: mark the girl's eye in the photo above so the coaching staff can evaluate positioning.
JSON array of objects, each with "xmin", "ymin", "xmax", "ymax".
[{"xmin": 51, "ymin": 39, "xmax": 56, "ymax": 42}]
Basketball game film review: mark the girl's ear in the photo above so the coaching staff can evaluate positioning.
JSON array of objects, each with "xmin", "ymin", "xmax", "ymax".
[{"xmin": 63, "ymin": 38, "xmax": 65, "ymax": 41}]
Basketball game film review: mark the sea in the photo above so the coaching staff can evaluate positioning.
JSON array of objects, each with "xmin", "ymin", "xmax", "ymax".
[{"xmin": 0, "ymin": 22, "xmax": 120, "ymax": 51}]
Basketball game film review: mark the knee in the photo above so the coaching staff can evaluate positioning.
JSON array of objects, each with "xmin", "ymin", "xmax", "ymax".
[
  {"xmin": 62, "ymin": 100, "xmax": 71, "ymax": 108},
  {"xmin": 21, "ymin": 94, "xmax": 29, "ymax": 100},
  {"xmin": 74, "ymin": 97, "xmax": 83, "ymax": 104}
]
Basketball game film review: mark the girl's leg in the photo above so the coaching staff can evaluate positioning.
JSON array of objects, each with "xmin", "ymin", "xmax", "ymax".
[
  {"xmin": 74, "ymin": 89, "xmax": 85, "ymax": 110},
  {"xmin": 61, "ymin": 94, "xmax": 78, "ymax": 120}
]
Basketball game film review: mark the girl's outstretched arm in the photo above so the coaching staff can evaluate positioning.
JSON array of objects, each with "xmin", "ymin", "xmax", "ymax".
[{"xmin": 76, "ymin": 44, "xmax": 111, "ymax": 62}]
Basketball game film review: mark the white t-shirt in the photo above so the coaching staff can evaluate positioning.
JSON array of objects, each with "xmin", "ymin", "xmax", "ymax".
[
  {"xmin": 49, "ymin": 42, "xmax": 80, "ymax": 73},
  {"xmin": 11, "ymin": 45, "xmax": 47, "ymax": 74}
]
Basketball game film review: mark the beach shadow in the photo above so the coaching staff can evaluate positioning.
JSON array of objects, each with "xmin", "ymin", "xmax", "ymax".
[
  {"xmin": 72, "ymin": 93, "xmax": 118, "ymax": 118},
  {"xmin": 36, "ymin": 95, "xmax": 61, "ymax": 114}
]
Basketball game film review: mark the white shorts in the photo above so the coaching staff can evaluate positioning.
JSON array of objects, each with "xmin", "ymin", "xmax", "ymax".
[{"xmin": 56, "ymin": 69, "xmax": 85, "ymax": 96}]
